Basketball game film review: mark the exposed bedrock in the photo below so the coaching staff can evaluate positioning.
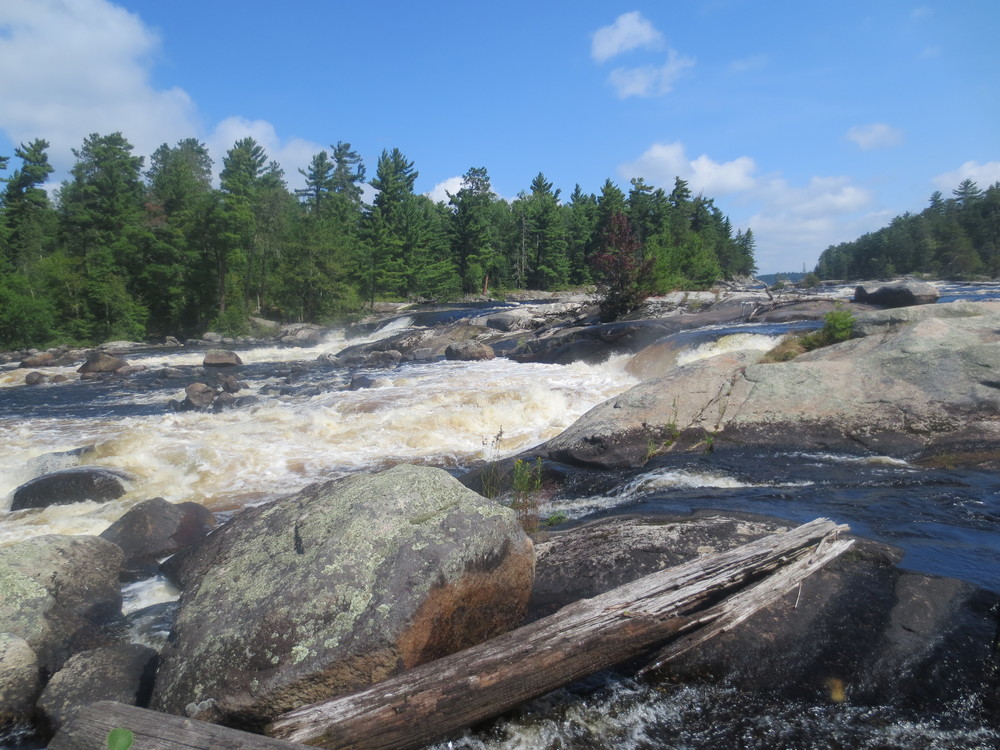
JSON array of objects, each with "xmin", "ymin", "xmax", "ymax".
[{"xmin": 546, "ymin": 301, "xmax": 1000, "ymax": 468}]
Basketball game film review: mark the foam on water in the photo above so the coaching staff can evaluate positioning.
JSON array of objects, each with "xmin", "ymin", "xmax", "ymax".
[
  {"xmin": 0, "ymin": 354, "xmax": 637, "ymax": 543},
  {"xmin": 545, "ymin": 465, "xmax": 812, "ymax": 521},
  {"xmin": 675, "ymin": 331, "xmax": 786, "ymax": 367}
]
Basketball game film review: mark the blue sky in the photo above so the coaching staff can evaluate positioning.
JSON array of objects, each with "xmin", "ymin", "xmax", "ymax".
[{"xmin": 0, "ymin": 1, "xmax": 997, "ymax": 273}]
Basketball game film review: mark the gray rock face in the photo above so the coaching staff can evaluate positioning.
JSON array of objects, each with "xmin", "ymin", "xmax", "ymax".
[
  {"xmin": 445, "ymin": 340, "xmax": 495, "ymax": 361},
  {"xmin": 150, "ymin": 464, "xmax": 534, "ymax": 729},
  {"xmin": 854, "ymin": 280, "xmax": 940, "ymax": 307},
  {"xmin": 37, "ymin": 644, "xmax": 158, "ymax": 733},
  {"xmin": 0, "ymin": 535, "xmax": 123, "ymax": 674},
  {"xmin": 547, "ymin": 302, "xmax": 1000, "ymax": 467},
  {"xmin": 10, "ymin": 466, "xmax": 130, "ymax": 511},
  {"xmin": 0, "ymin": 634, "xmax": 41, "ymax": 734},
  {"xmin": 184, "ymin": 382, "xmax": 217, "ymax": 409},
  {"xmin": 99, "ymin": 497, "xmax": 216, "ymax": 581}
]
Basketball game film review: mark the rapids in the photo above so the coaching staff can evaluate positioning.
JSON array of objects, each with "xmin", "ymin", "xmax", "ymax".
[{"xmin": 2, "ymin": 287, "xmax": 999, "ymax": 749}]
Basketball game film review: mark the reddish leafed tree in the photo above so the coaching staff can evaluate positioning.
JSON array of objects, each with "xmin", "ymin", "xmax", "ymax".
[{"xmin": 590, "ymin": 212, "xmax": 653, "ymax": 322}]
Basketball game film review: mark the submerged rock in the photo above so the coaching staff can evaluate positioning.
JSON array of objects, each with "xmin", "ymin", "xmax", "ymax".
[
  {"xmin": 150, "ymin": 464, "xmax": 534, "ymax": 729},
  {"xmin": 10, "ymin": 466, "xmax": 130, "ymax": 511}
]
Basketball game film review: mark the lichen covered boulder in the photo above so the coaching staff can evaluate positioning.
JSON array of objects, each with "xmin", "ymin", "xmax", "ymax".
[
  {"xmin": 0, "ymin": 535, "xmax": 124, "ymax": 674},
  {"xmin": 150, "ymin": 464, "xmax": 534, "ymax": 729}
]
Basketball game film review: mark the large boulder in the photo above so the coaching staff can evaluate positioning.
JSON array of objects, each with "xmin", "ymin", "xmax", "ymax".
[
  {"xmin": 0, "ymin": 535, "xmax": 123, "ymax": 674},
  {"xmin": 202, "ymin": 349, "xmax": 243, "ymax": 367},
  {"xmin": 76, "ymin": 351, "xmax": 127, "ymax": 374},
  {"xmin": 445, "ymin": 340, "xmax": 495, "ymax": 361},
  {"xmin": 150, "ymin": 464, "xmax": 534, "ymax": 729},
  {"xmin": 532, "ymin": 514, "xmax": 1000, "ymax": 719},
  {"xmin": 546, "ymin": 302, "xmax": 1000, "ymax": 467},
  {"xmin": 10, "ymin": 466, "xmax": 130, "ymax": 511},
  {"xmin": 0, "ymin": 634, "xmax": 42, "ymax": 736},
  {"xmin": 36, "ymin": 644, "xmax": 158, "ymax": 734},
  {"xmin": 854, "ymin": 280, "xmax": 940, "ymax": 307},
  {"xmin": 99, "ymin": 497, "xmax": 216, "ymax": 581}
]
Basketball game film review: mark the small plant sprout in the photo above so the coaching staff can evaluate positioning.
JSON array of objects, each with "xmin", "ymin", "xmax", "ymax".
[{"xmin": 106, "ymin": 728, "xmax": 134, "ymax": 750}]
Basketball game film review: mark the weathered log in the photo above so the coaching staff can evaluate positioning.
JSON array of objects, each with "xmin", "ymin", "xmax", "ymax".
[
  {"xmin": 49, "ymin": 519, "xmax": 851, "ymax": 750},
  {"xmin": 269, "ymin": 518, "xmax": 851, "ymax": 749},
  {"xmin": 47, "ymin": 701, "xmax": 308, "ymax": 750}
]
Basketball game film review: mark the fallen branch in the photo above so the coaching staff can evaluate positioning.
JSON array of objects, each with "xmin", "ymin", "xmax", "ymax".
[
  {"xmin": 268, "ymin": 518, "xmax": 851, "ymax": 749},
  {"xmin": 50, "ymin": 519, "xmax": 851, "ymax": 750}
]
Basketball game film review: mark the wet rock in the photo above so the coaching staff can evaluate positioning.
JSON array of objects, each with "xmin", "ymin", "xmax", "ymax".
[
  {"xmin": 202, "ymin": 349, "xmax": 242, "ymax": 367},
  {"xmin": 76, "ymin": 351, "xmax": 127, "ymax": 374},
  {"xmin": 349, "ymin": 374, "xmax": 380, "ymax": 390},
  {"xmin": 212, "ymin": 394, "xmax": 259, "ymax": 412},
  {"xmin": 202, "ymin": 332, "xmax": 223, "ymax": 343},
  {"xmin": 0, "ymin": 634, "xmax": 42, "ymax": 735},
  {"xmin": 19, "ymin": 352, "xmax": 54, "ymax": 368},
  {"xmin": 280, "ymin": 323, "xmax": 323, "ymax": 346},
  {"xmin": 24, "ymin": 371, "xmax": 48, "ymax": 386},
  {"xmin": 157, "ymin": 367, "xmax": 187, "ymax": 379},
  {"xmin": 184, "ymin": 382, "xmax": 217, "ymax": 409},
  {"xmin": 10, "ymin": 466, "xmax": 130, "ymax": 511},
  {"xmin": 36, "ymin": 644, "xmax": 157, "ymax": 734},
  {"xmin": 854, "ymin": 280, "xmax": 940, "ymax": 307},
  {"xmin": 218, "ymin": 374, "xmax": 244, "ymax": 393},
  {"xmin": 150, "ymin": 464, "xmax": 534, "ymax": 730},
  {"xmin": 0, "ymin": 535, "xmax": 124, "ymax": 674},
  {"xmin": 445, "ymin": 340, "xmax": 495, "ymax": 361},
  {"xmin": 99, "ymin": 497, "xmax": 216, "ymax": 581},
  {"xmin": 535, "ymin": 513, "xmax": 1000, "ymax": 715},
  {"xmin": 368, "ymin": 349, "xmax": 402, "ymax": 366},
  {"xmin": 126, "ymin": 601, "xmax": 179, "ymax": 650}
]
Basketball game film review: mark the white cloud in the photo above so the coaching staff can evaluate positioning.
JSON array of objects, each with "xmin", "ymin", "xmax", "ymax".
[
  {"xmin": 426, "ymin": 176, "xmax": 464, "ymax": 204},
  {"xmin": 933, "ymin": 160, "xmax": 1000, "ymax": 191},
  {"xmin": 619, "ymin": 141, "xmax": 756, "ymax": 195},
  {"xmin": 608, "ymin": 49, "xmax": 695, "ymax": 98},
  {"xmin": 618, "ymin": 141, "xmax": 881, "ymax": 272},
  {"xmin": 591, "ymin": 11, "xmax": 663, "ymax": 63},
  {"xmin": 0, "ymin": 0, "xmax": 198, "ymax": 176},
  {"xmin": 207, "ymin": 116, "xmax": 321, "ymax": 190},
  {"xmin": 845, "ymin": 123, "xmax": 904, "ymax": 150}
]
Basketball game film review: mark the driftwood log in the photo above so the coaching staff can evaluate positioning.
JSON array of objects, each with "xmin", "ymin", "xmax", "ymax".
[{"xmin": 50, "ymin": 518, "xmax": 851, "ymax": 750}]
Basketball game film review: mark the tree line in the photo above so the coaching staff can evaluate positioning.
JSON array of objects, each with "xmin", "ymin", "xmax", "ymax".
[
  {"xmin": 0, "ymin": 133, "xmax": 757, "ymax": 348},
  {"xmin": 815, "ymin": 179, "xmax": 1000, "ymax": 280}
]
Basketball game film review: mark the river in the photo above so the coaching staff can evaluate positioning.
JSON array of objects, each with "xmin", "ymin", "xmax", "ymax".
[{"xmin": 2, "ymin": 284, "xmax": 999, "ymax": 749}]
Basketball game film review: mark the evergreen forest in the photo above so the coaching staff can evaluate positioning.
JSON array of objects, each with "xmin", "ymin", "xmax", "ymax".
[
  {"xmin": 815, "ymin": 179, "xmax": 1000, "ymax": 280},
  {"xmin": 0, "ymin": 133, "xmax": 757, "ymax": 349}
]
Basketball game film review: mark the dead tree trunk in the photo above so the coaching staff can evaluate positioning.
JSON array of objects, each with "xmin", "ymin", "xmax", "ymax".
[
  {"xmin": 50, "ymin": 519, "xmax": 851, "ymax": 750},
  {"xmin": 268, "ymin": 518, "xmax": 851, "ymax": 749}
]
